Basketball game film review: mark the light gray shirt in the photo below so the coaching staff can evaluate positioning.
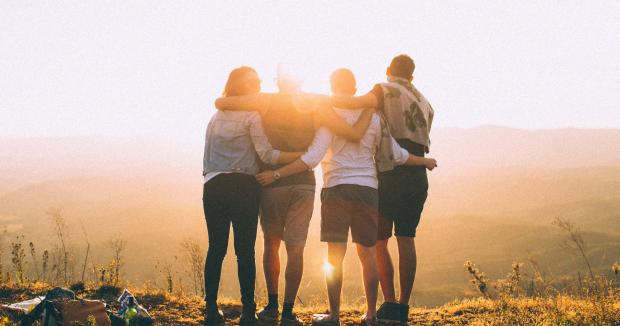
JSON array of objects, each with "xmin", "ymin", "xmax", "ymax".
[{"xmin": 203, "ymin": 110, "xmax": 281, "ymax": 183}]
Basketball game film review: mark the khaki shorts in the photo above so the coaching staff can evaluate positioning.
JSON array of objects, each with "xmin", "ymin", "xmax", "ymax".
[
  {"xmin": 260, "ymin": 184, "xmax": 315, "ymax": 246},
  {"xmin": 320, "ymin": 184, "xmax": 379, "ymax": 247}
]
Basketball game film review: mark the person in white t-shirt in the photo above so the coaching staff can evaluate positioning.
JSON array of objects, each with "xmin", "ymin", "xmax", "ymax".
[{"xmin": 256, "ymin": 69, "xmax": 437, "ymax": 325}]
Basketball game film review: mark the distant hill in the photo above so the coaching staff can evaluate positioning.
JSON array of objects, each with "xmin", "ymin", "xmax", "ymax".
[
  {"xmin": 0, "ymin": 126, "xmax": 619, "ymax": 306},
  {"xmin": 431, "ymin": 126, "xmax": 620, "ymax": 172},
  {"xmin": 1, "ymin": 126, "xmax": 620, "ymax": 182}
]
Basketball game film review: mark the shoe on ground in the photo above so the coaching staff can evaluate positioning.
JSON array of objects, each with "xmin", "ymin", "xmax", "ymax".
[
  {"xmin": 204, "ymin": 309, "xmax": 225, "ymax": 326},
  {"xmin": 360, "ymin": 314, "xmax": 378, "ymax": 326},
  {"xmin": 312, "ymin": 313, "xmax": 340, "ymax": 326},
  {"xmin": 240, "ymin": 307, "xmax": 259, "ymax": 326},
  {"xmin": 280, "ymin": 313, "xmax": 303, "ymax": 326},
  {"xmin": 399, "ymin": 304, "xmax": 410, "ymax": 324},
  {"xmin": 257, "ymin": 306, "xmax": 280, "ymax": 322},
  {"xmin": 376, "ymin": 302, "xmax": 404, "ymax": 324}
]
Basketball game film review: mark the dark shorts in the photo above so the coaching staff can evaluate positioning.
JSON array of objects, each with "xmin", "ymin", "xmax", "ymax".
[
  {"xmin": 320, "ymin": 184, "xmax": 379, "ymax": 247},
  {"xmin": 378, "ymin": 165, "xmax": 428, "ymax": 239}
]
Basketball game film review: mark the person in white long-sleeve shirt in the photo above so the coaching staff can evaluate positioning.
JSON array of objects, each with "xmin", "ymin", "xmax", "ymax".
[{"xmin": 256, "ymin": 69, "xmax": 436, "ymax": 325}]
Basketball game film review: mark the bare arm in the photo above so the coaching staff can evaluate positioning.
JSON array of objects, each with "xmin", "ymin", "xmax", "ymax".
[
  {"xmin": 277, "ymin": 151, "xmax": 303, "ymax": 164},
  {"xmin": 214, "ymin": 93, "xmax": 274, "ymax": 115},
  {"xmin": 248, "ymin": 113, "xmax": 281, "ymax": 164},
  {"xmin": 330, "ymin": 92, "xmax": 378, "ymax": 110},
  {"xmin": 317, "ymin": 107, "xmax": 374, "ymax": 142},
  {"xmin": 256, "ymin": 127, "xmax": 331, "ymax": 186},
  {"xmin": 391, "ymin": 136, "xmax": 437, "ymax": 170}
]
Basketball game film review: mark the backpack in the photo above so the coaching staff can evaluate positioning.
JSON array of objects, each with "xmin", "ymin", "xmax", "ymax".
[
  {"xmin": 19, "ymin": 287, "xmax": 110, "ymax": 326},
  {"xmin": 41, "ymin": 299, "xmax": 111, "ymax": 326}
]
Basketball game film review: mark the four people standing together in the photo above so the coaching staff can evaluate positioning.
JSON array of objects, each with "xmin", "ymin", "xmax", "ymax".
[{"xmin": 202, "ymin": 54, "xmax": 437, "ymax": 326}]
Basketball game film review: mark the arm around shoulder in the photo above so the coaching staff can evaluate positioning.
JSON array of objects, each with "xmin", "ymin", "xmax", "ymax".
[{"xmin": 214, "ymin": 93, "xmax": 273, "ymax": 114}]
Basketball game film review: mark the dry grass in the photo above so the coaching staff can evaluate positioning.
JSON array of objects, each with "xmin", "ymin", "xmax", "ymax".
[{"xmin": 1, "ymin": 283, "xmax": 619, "ymax": 325}]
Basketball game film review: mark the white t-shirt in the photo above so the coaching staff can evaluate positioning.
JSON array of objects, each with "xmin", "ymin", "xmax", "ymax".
[{"xmin": 299, "ymin": 108, "xmax": 410, "ymax": 189}]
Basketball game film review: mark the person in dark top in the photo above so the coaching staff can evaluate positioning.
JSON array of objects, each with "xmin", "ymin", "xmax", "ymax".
[{"xmin": 331, "ymin": 54, "xmax": 435, "ymax": 324}]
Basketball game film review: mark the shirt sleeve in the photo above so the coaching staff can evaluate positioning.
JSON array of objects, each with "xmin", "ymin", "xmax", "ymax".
[
  {"xmin": 391, "ymin": 136, "xmax": 411, "ymax": 166},
  {"xmin": 370, "ymin": 84, "xmax": 385, "ymax": 112},
  {"xmin": 300, "ymin": 127, "xmax": 332, "ymax": 168},
  {"xmin": 247, "ymin": 112, "xmax": 281, "ymax": 165}
]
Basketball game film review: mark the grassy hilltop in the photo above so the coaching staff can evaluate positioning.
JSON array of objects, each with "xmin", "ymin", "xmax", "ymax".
[{"xmin": 1, "ymin": 281, "xmax": 619, "ymax": 325}]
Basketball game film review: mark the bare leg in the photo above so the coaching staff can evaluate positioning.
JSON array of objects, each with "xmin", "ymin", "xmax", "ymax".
[
  {"xmin": 263, "ymin": 238, "xmax": 281, "ymax": 297},
  {"xmin": 356, "ymin": 244, "xmax": 379, "ymax": 318},
  {"xmin": 283, "ymin": 244, "xmax": 304, "ymax": 304},
  {"xmin": 396, "ymin": 236, "xmax": 417, "ymax": 305},
  {"xmin": 325, "ymin": 242, "xmax": 347, "ymax": 320},
  {"xmin": 375, "ymin": 239, "xmax": 396, "ymax": 303}
]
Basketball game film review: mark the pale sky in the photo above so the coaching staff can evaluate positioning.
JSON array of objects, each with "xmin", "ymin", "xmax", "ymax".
[{"xmin": 2, "ymin": 1, "xmax": 619, "ymax": 142}]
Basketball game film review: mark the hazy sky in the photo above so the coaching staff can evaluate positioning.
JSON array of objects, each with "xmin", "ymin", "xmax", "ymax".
[{"xmin": 2, "ymin": 1, "xmax": 619, "ymax": 142}]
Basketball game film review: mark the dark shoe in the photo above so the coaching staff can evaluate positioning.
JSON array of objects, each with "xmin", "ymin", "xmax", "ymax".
[
  {"xmin": 399, "ymin": 304, "xmax": 409, "ymax": 323},
  {"xmin": 257, "ymin": 306, "xmax": 279, "ymax": 323},
  {"xmin": 204, "ymin": 309, "xmax": 225, "ymax": 326},
  {"xmin": 376, "ymin": 302, "xmax": 401, "ymax": 322},
  {"xmin": 280, "ymin": 313, "xmax": 303, "ymax": 326},
  {"xmin": 241, "ymin": 305, "xmax": 258, "ymax": 326},
  {"xmin": 312, "ymin": 313, "xmax": 340, "ymax": 326}
]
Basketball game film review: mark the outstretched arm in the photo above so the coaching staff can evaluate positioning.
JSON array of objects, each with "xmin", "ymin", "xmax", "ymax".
[
  {"xmin": 317, "ymin": 107, "xmax": 374, "ymax": 142},
  {"xmin": 214, "ymin": 93, "xmax": 274, "ymax": 115},
  {"xmin": 256, "ymin": 128, "xmax": 332, "ymax": 186}
]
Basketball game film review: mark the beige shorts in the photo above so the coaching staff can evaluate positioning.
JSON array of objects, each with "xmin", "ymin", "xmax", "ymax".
[{"xmin": 260, "ymin": 184, "xmax": 315, "ymax": 246}]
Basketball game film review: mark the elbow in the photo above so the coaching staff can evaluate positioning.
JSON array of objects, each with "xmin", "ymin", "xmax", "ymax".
[{"xmin": 214, "ymin": 98, "xmax": 225, "ymax": 110}]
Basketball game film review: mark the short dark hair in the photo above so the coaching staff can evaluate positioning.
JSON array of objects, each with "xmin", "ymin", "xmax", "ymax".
[
  {"xmin": 389, "ymin": 54, "xmax": 415, "ymax": 79},
  {"xmin": 330, "ymin": 68, "xmax": 356, "ymax": 94},
  {"xmin": 223, "ymin": 66, "xmax": 259, "ymax": 96}
]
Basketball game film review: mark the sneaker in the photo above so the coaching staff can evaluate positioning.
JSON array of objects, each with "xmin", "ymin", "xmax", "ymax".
[
  {"xmin": 204, "ymin": 309, "xmax": 225, "ymax": 326},
  {"xmin": 280, "ymin": 313, "xmax": 303, "ymax": 326},
  {"xmin": 376, "ymin": 302, "xmax": 401, "ymax": 322},
  {"xmin": 359, "ymin": 314, "xmax": 378, "ymax": 326},
  {"xmin": 399, "ymin": 304, "xmax": 409, "ymax": 324},
  {"xmin": 312, "ymin": 313, "xmax": 340, "ymax": 326},
  {"xmin": 257, "ymin": 306, "xmax": 280, "ymax": 322}
]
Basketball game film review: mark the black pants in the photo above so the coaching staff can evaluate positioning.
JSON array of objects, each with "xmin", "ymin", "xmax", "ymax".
[{"xmin": 203, "ymin": 173, "xmax": 261, "ymax": 309}]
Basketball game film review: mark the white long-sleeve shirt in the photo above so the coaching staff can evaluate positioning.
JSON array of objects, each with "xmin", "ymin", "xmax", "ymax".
[{"xmin": 299, "ymin": 108, "xmax": 410, "ymax": 189}]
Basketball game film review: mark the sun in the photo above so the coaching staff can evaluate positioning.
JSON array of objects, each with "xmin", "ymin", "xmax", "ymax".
[{"xmin": 322, "ymin": 260, "xmax": 334, "ymax": 277}]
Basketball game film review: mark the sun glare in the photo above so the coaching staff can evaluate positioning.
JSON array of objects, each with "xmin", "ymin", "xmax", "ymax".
[{"xmin": 323, "ymin": 260, "xmax": 334, "ymax": 277}]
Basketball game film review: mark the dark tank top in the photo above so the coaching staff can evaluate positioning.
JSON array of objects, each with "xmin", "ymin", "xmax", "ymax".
[{"xmin": 261, "ymin": 94, "xmax": 316, "ymax": 187}]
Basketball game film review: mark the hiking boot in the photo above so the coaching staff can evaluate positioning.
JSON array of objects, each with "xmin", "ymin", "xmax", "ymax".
[
  {"xmin": 204, "ymin": 308, "xmax": 225, "ymax": 326},
  {"xmin": 257, "ymin": 306, "xmax": 279, "ymax": 323},
  {"xmin": 359, "ymin": 314, "xmax": 378, "ymax": 326},
  {"xmin": 376, "ymin": 302, "xmax": 402, "ymax": 324},
  {"xmin": 399, "ymin": 304, "xmax": 410, "ymax": 324},
  {"xmin": 312, "ymin": 313, "xmax": 340, "ymax": 326},
  {"xmin": 280, "ymin": 313, "xmax": 303, "ymax": 326}
]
